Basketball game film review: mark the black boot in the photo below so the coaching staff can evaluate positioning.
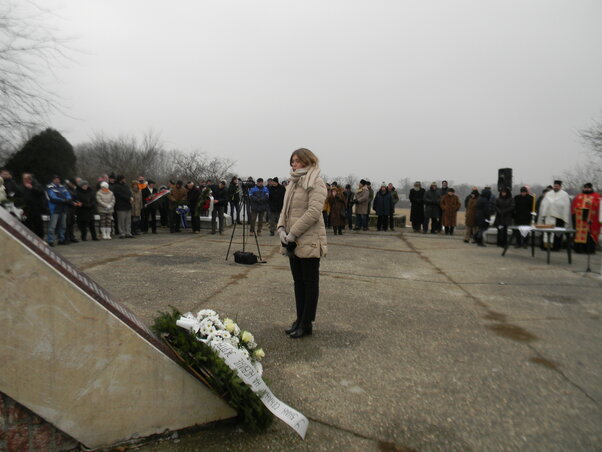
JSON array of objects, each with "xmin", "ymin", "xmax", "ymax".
[
  {"xmin": 285, "ymin": 320, "xmax": 299, "ymax": 335},
  {"xmin": 289, "ymin": 323, "xmax": 312, "ymax": 339}
]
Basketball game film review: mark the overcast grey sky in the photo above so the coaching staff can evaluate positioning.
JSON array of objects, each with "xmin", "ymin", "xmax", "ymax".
[{"xmin": 42, "ymin": 0, "xmax": 602, "ymax": 186}]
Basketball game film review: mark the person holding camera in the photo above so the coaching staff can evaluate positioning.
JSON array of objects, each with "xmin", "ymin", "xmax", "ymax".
[{"xmin": 277, "ymin": 148, "xmax": 327, "ymax": 339}]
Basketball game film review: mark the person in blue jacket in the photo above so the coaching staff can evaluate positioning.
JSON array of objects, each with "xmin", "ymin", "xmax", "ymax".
[
  {"xmin": 45, "ymin": 175, "xmax": 79, "ymax": 246},
  {"xmin": 248, "ymin": 178, "xmax": 270, "ymax": 235}
]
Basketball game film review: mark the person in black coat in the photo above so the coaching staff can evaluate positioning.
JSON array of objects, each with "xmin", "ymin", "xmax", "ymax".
[
  {"xmin": 372, "ymin": 183, "xmax": 393, "ymax": 231},
  {"xmin": 19, "ymin": 173, "xmax": 47, "ymax": 238},
  {"xmin": 210, "ymin": 180, "xmax": 228, "ymax": 234},
  {"xmin": 513, "ymin": 187, "xmax": 534, "ymax": 247},
  {"xmin": 76, "ymin": 181, "xmax": 98, "ymax": 241},
  {"xmin": 228, "ymin": 177, "xmax": 242, "ymax": 225},
  {"xmin": 268, "ymin": 177, "xmax": 286, "ymax": 236},
  {"xmin": 474, "ymin": 188, "xmax": 493, "ymax": 247},
  {"xmin": 409, "ymin": 182, "xmax": 426, "ymax": 232},
  {"xmin": 186, "ymin": 181, "xmax": 201, "ymax": 233},
  {"xmin": 112, "ymin": 175, "xmax": 134, "ymax": 238},
  {"xmin": 141, "ymin": 180, "xmax": 158, "ymax": 233},
  {"xmin": 493, "ymin": 188, "xmax": 514, "ymax": 247}
]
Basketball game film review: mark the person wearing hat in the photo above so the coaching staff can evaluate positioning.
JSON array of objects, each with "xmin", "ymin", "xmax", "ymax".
[
  {"xmin": 512, "ymin": 187, "xmax": 534, "ymax": 248},
  {"xmin": 342, "ymin": 184, "xmax": 355, "ymax": 230},
  {"xmin": 440, "ymin": 187, "xmax": 461, "ymax": 236},
  {"xmin": 96, "ymin": 181, "xmax": 115, "ymax": 239},
  {"xmin": 268, "ymin": 177, "xmax": 285, "ymax": 236},
  {"xmin": 423, "ymin": 182, "xmax": 442, "ymax": 234},
  {"xmin": 571, "ymin": 182, "xmax": 600, "ymax": 254},
  {"xmin": 538, "ymin": 180, "xmax": 571, "ymax": 250},
  {"xmin": 76, "ymin": 180, "xmax": 98, "ymax": 241},
  {"xmin": 353, "ymin": 179, "xmax": 370, "ymax": 230},
  {"xmin": 409, "ymin": 181, "xmax": 426, "ymax": 232},
  {"xmin": 373, "ymin": 182, "xmax": 393, "ymax": 231}
]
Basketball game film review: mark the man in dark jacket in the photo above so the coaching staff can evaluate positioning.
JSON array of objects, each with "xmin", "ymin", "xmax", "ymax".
[
  {"xmin": 268, "ymin": 177, "xmax": 285, "ymax": 236},
  {"xmin": 64, "ymin": 179, "xmax": 80, "ymax": 243},
  {"xmin": 343, "ymin": 184, "xmax": 355, "ymax": 230},
  {"xmin": 409, "ymin": 182, "xmax": 425, "ymax": 232},
  {"xmin": 373, "ymin": 183, "xmax": 393, "ymax": 231},
  {"xmin": 76, "ymin": 180, "xmax": 98, "ymax": 241},
  {"xmin": 186, "ymin": 181, "xmax": 201, "ymax": 233},
  {"xmin": 210, "ymin": 180, "xmax": 228, "ymax": 234},
  {"xmin": 141, "ymin": 180, "xmax": 158, "ymax": 233},
  {"xmin": 112, "ymin": 175, "xmax": 134, "ymax": 238},
  {"xmin": 474, "ymin": 188, "xmax": 493, "ymax": 247},
  {"xmin": 19, "ymin": 173, "xmax": 47, "ymax": 238},
  {"xmin": 513, "ymin": 187, "xmax": 534, "ymax": 247},
  {"xmin": 248, "ymin": 178, "xmax": 269, "ymax": 235},
  {"xmin": 423, "ymin": 182, "xmax": 442, "ymax": 234}
]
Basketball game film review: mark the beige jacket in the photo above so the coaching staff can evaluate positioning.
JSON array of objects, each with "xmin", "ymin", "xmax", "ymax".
[
  {"xmin": 278, "ymin": 168, "xmax": 328, "ymax": 259},
  {"xmin": 354, "ymin": 186, "xmax": 370, "ymax": 215}
]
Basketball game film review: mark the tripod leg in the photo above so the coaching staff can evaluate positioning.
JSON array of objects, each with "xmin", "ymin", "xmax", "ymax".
[{"xmin": 225, "ymin": 221, "xmax": 237, "ymax": 260}]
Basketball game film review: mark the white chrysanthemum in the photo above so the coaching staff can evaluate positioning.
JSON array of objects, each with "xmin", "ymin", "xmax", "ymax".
[
  {"xmin": 196, "ymin": 309, "xmax": 217, "ymax": 320},
  {"xmin": 253, "ymin": 361, "xmax": 263, "ymax": 376},
  {"xmin": 246, "ymin": 340, "xmax": 257, "ymax": 350},
  {"xmin": 227, "ymin": 336, "xmax": 240, "ymax": 347},
  {"xmin": 200, "ymin": 324, "xmax": 216, "ymax": 337},
  {"xmin": 240, "ymin": 348, "xmax": 250, "ymax": 359}
]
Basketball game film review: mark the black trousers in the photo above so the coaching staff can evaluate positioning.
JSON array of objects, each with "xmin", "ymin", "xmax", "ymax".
[
  {"xmin": 24, "ymin": 214, "xmax": 44, "ymax": 238},
  {"xmin": 77, "ymin": 219, "xmax": 97, "ymax": 240},
  {"xmin": 141, "ymin": 207, "xmax": 157, "ymax": 232},
  {"xmin": 377, "ymin": 215, "xmax": 388, "ymax": 231},
  {"xmin": 289, "ymin": 256, "xmax": 320, "ymax": 326}
]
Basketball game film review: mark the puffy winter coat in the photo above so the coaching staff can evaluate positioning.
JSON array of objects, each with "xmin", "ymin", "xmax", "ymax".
[
  {"xmin": 493, "ymin": 194, "xmax": 515, "ymax": 226},
  {"xmin": 372, "ymin": 189, "xmax": 393, "ymax": 216},
  {"xmin": 278, "ymin": 173, "xmax": 327, "ymax": 259},
  {"xmin": 95, "ymin": 189, "xmax": 115, "ymax": 214},
  {"xmin": 354, "ymin": 186, "xmax": 370, "ymax": 215}
]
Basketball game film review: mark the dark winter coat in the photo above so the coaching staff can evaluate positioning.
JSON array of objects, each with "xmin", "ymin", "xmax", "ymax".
[
  {"xmin": 112, "ymin": 182, "xmax": 133, "ymax": 211},
  {"xmin": 327, "ymin": 188, "xmax": 347, "ymax": 227},
  {"xmin": 475, "ymin": 189, "xmax": 492, "ymax": 228},
  {"xmin": 440, "ymin": 193, "xmax": 461, "ymax": 227},
  {"xmin": 513, "ymin": 194, "xmax": 533, "ymax": 226},
  {"xmin": 409, "ymin": 188, "xmax": 425, "ymax": 224},
  {"xmin": 465, "ymin": 193, "xmax": 479, "ymax": 227},
  {"xmin": 187, "ymin": 186, "xmax": 201, "ymax": 210},
  {"xmin": 372, "ymin": 189, "xmax": 393, "ymax": 216},
  {"xmin": 141, "ymin": 186, "xmax": 158, "ymax": 210},
  {"xmin": 268, "ymin": 183, "xmax": 286, "ymax": 213},
  {"xmin": 76, "ymin": 186, "xmax": 96, "ymax": 222},
  {"xmin": 20, "ymin": 182, "xmax": 47, "ymax": 216},
  {"xmin": 211, "ymin": 185, "xmax": 228, "ymax": 206},
  {"xmin": 493, "ymin": 194, "xmax": 515, "ymax": 227},
  {"xmin": 228, "ymin": 182, "xmax": 241, "ymax": 203},
  {"xmin": 423, "ymin": 188, "xmax": 442, "ymax": 218}
]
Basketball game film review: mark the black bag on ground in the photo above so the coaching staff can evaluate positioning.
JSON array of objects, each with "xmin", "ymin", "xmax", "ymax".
[{"xmin": 234, "ymin": 251, "xmax": 258, "ymax": 265}]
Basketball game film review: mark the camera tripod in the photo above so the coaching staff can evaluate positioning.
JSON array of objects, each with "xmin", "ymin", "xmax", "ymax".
[{"xmin": 225, "ymin": 193, "xmax": 263, "ymax": 261}]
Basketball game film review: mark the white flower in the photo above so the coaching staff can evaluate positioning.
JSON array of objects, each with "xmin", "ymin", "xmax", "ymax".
[
  {"xmin": 246, "ymin": 340, "xmax": 257, "ymax": 350},
  {"xmin": 240, "ymin": 348, "xmax": 250, "ymax": 359},
  {"xmin": 227, "ymin": 336, "xmax": 240, "ymax": 347},
  {"xmin": 253, "ymin": 348, "xmax": 265, "ymax": 360},
  {"xmin": 224, "ymin": 318, "xmax": 241, "ymax": 335},
  {"xmin": 196, "ymin": 309, "xmax": 217, "ymax": 320}
]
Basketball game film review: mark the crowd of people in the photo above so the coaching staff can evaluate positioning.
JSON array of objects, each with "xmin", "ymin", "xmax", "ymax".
[
  {"xmin": 407, "ymin": 179, "xmax": 600, "ymax": 253},
  {"xmin": 0, "ymin": 167, "xmax": 599, "ymax": 255}
]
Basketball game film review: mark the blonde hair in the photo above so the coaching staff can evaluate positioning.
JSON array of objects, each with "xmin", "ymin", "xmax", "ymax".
[{"xmin": 290, "ymin": 148, "xmax": 319, "ymax": 167}]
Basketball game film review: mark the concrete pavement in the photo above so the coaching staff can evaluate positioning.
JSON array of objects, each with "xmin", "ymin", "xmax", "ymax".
[{"xmin": 56, "ymin": 226, "xmax": 602, "ymax": 451}]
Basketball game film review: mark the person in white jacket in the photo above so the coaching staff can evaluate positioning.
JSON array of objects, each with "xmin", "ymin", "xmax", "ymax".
[
  {"xmin": 538, "ymin": 180, "xmax": 571, "ymax": 250},
  {"xmin": 95, "ymin": 181, "xmax": 115, "ymax": 239}
]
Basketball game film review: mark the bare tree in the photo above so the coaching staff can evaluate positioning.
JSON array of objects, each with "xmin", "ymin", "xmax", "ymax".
[
  {"xmin": 579, "ymin": 114, "xmax": 602, "ymax": 157},
  {"xmin": 170, "ymin": 150, "xmax": 235, "ymax": 183},
  {"xmin": 0, "ymin": 1, "xmax": 67, "ymax": 144}
]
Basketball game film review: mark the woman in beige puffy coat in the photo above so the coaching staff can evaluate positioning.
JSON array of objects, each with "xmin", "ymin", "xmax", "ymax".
[{"xmin": 277, "ymin": 148, "xmax": 327, "ymax": 339}]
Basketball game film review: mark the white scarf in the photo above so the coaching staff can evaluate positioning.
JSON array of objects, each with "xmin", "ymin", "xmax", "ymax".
[{"xmin": 281, "ymin": 166, "xmax": 320, "ymax": 228}]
